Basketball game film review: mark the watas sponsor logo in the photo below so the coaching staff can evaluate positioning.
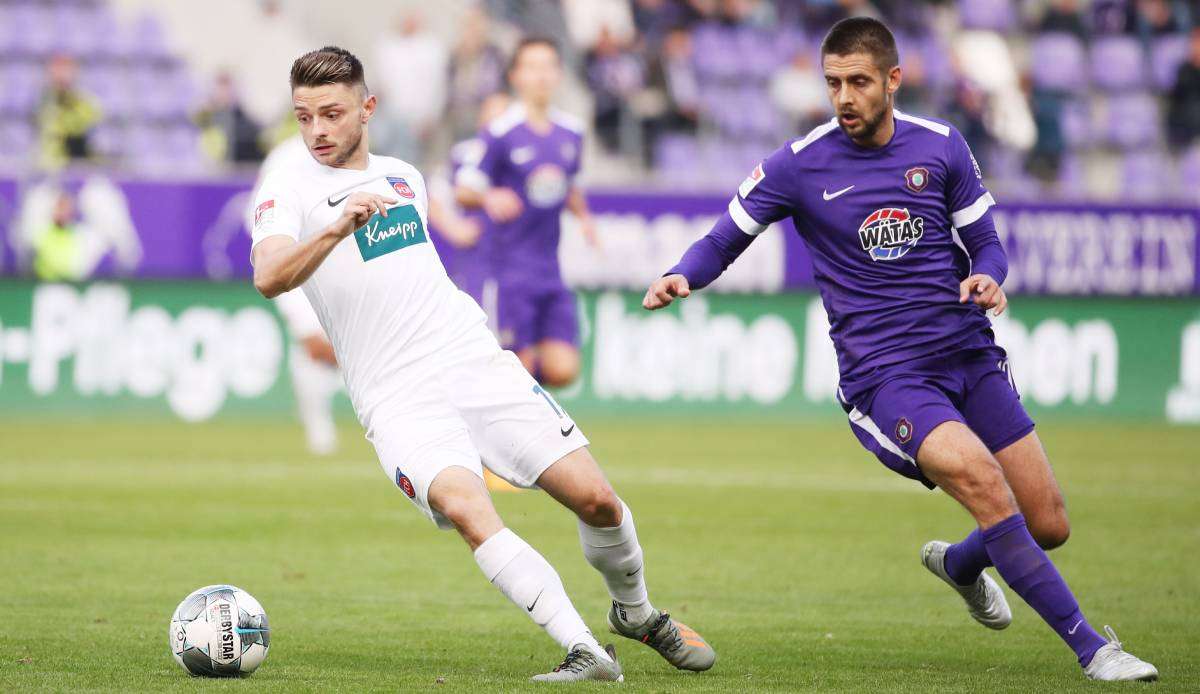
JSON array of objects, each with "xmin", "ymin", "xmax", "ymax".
[{"xmin": 858, "ymin": 207, "xmax": 925, "ymax": 261}]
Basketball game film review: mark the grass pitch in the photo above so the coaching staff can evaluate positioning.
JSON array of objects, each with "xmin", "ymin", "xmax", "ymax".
[{"xmin": 0, "ymin": 417, "xmax": 1196, "ymax": 692}]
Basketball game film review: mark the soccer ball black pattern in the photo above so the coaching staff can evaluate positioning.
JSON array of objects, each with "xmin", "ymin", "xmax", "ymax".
[{"xmin": 169, "ymin": 584, "xmax": 270, "ymax": 677}]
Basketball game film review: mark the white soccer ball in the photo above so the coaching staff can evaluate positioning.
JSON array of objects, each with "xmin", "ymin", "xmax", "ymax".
[{"xmin": 168, "ymin": 584, "xmax": 270, "ymax": 677}]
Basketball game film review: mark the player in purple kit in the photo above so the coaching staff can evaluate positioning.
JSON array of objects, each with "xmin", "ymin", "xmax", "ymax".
[
  {"xmin": 645, "ymin": 18, "xmax": 1157, "ymax": 682},
  {"xmin": 456, "ymin": 37, "xmax": 597, "ymax": 388}
]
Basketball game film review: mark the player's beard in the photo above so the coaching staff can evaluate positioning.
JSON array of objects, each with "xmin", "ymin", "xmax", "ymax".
[
  {"xmin": 839, "ymin": 93, "xmax": 892, "ymax": 145},
  {"xmin": 330, "ymin": 125, "xmax": 365, "ymax": 167}
]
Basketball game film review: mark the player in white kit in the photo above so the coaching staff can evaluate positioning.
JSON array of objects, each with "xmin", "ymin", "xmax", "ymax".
[{"xmin": 250, "ymin": 46, "xmax": 714, "ymax": 683}]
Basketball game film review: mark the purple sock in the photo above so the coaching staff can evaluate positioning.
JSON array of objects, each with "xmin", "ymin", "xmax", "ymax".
[
  {"xmin": 982, "ymin": 514, "xmax": 1107, "ymax": 667},
  {"xmin": 944, "ymin": 528, "xmax": 992, "ymax": 585}
]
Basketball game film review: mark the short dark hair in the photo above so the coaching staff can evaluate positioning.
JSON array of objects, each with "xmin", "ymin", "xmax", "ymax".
[
  {"xmin": 290, "ymin": 46, "xmax": 368, "ymax": 93},
  {"xmin": 509, "ymin": 36, "xmax": 561, "ymax": 72},
  {"xmin": 820, "ymin": 17, "xmax": 900, "ymax": 72}
]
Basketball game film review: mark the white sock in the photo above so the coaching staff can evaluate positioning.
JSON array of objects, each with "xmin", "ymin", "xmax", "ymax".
[
  {"xmin": 474, "ymin": 528, "xmax": 611, "ymax": 661},
  {"xmin": 578, "ymin": 499, "xmax": 655, "ymax": 626}
]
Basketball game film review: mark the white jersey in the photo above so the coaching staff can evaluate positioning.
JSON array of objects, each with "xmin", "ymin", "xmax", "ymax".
[{"xmin": 251, "ymin": 151, "xmax": 489, "ymax": 430}]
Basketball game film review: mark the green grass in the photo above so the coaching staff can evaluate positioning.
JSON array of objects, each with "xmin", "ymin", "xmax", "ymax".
[{"xmin": 0, "ymin": 417, "xmax": 1197, "ymax": 692}]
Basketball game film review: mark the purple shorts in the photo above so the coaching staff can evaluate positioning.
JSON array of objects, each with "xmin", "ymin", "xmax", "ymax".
[
  {"xmin": 837, "ymin": 346, "xmax": 1035, "ymax": 489},
  {"xmin": 496, "ymin": 282, "xmax": 579, "ymax": 352}
]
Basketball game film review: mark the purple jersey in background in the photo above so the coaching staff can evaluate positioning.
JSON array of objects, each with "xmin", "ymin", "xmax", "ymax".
[
  {"xmin": 444, "ymin": 136, "xmax": 494, "ymax": 303},
  {"xmin": 675, "ymin": 110, "xmax": 1006, "ymax": 403},
  {"xmin": 457, "ymin": 103, "xmax": 584, "ymax": 288}
]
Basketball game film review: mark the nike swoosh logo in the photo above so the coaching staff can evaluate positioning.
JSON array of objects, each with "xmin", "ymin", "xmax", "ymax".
[
  {"xmin": 327, "ymin": 194, "xmax": 349, "ymax": 207},
  {"xmin": 560, "ymin": 425, "xmax": 575, "ymax": 437},
  {"xmin": 1068, "ymin": 619, "xmax": 1082, "ymax": 635},
  {"xmin": 625, "ymin": 566, "xmax": 641, "ymax": 577},
  {"xmin": 822, "ymin": 185, "xmax": 854, "ymax": 201},
  {"xmin": 526, "ymin": 589, "xmax": 544, "ymax": 612}
]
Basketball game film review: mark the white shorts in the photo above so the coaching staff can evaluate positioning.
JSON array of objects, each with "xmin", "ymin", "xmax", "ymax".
[{"xmin": 366, "ymin": 334, "xmax": 588, "ymax": 529}]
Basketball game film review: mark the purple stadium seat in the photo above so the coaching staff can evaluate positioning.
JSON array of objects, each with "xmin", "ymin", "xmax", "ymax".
[
  {"xmin": 958, "ymin": 0, "xmax": 1016, "ymax": 31},
  {"xmin": 0, "ymin": 63, "xmax": 43, "ymax": 115},
  {"xmin": 0, "ymin": 120, "xmax": 35, "ymax": 163},
  {"xmin": 130, "ymin": 12, "xmax": 171, "ymax": 60},
  {"xmin": 1090, "ymin": 36, "xmax": 1147, "ymax": 92},
  {"xmin": 1056, "ymin": 154, "xmax": 1088, "ymax": 198},
  {"xmin": 1151, "ymin": 35, "xmax": 1191, "ymax": 91},
  {"xmin": 1030, "ymin": 33, "xmax": 1088, "ymax": 93},
  {"xmin": 1121, "ymin": 151, "xmax": 1173, "ymax": 201},
  {"xmin": 1103, "ymin": 94, "xmax": 1160, "ymax": 149},
  {"xmin": 1061, "ymin": 98, "xmax": 1092, "ymax": 149}
]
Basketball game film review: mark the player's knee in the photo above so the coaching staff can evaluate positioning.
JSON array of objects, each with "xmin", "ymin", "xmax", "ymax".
[
  {"xmin": 539, "ymin": 359, "xmax": 579, "ymax": 388},
  {"xmin": 576, "ymin": 486, "xmax": 622, "ymax": 528},
  {"xmin": 1033, "ymin": 515, "xmax": 1071, "ymax": 550},
  {"xmin": 946, "ymin": 457, "xmax": 1017, "ymax": 516}
]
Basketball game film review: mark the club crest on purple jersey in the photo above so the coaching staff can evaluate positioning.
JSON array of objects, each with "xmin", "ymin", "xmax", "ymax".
[
  {"xmin": 858, "ymin": 207, "xmax": 925, "ymax": 261},
  {"xmin": 905, "ymin": 167, "xmax": 929, "ymax": 193},
  {"xmin": 895, "ymin": 417, "xmax": 913, "ymax": 443},
  {"xmin": 387, "ymin": 177, "xmax": 416, "ymax": 199}
]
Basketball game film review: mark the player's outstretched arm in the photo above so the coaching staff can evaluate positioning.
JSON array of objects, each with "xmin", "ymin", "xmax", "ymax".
[
  {"xmin": 643, "ymin": 211, "xmax": 756, "ymax": 311},
  {"xmin": 643, "ymin": 274, "xmax": 691, "ymax": 310},
  {"xmin": 252, "ymin": 192, "xmax": 394, "ymax": 298}
]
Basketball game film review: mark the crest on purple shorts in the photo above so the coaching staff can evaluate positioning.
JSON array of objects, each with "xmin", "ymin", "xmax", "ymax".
[{"xmin": 895, "ymin": 417, "xmax": 913, "ymax": 444}]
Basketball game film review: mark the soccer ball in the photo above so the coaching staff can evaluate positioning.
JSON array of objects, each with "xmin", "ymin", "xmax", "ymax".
[{"xmin": 168, "ymin": 584, "xmax": 270, "ymax": 677}]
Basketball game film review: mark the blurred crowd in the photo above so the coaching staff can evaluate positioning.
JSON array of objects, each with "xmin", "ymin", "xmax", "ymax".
[{"xmin": 3, "ymin": 0, "xmax": 1200, "ymax": 201}]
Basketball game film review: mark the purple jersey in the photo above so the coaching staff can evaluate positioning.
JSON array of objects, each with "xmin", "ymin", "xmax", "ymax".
[
  {"xmin": 669, "ymin": 111, "xmax": 1008, "ymax": 401},
  {"xmin": 456, "ymin": 103, "xmax": 584, "ymax": 287},
  {"xmin": 444, "ymin": 136, "xmax": 493, "ymax": 299}
]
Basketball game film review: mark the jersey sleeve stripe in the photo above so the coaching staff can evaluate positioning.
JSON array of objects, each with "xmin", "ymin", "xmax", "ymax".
[
  {"xmin": 951, "ymin": 192, "xmax": 996, "ymax": 228},
  {"xmin": 728, "ymin": 196, "xmax": 768, "ymax": 236}
]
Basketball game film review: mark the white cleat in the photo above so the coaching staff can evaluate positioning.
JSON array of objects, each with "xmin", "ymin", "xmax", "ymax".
[
  {"xmin": 1083, "ymin": 626, "xmax": 1158, "ymax": 682},
  {"xmin": 921, "ymin": 540, "xmax": 1012, "ymax": 630}
]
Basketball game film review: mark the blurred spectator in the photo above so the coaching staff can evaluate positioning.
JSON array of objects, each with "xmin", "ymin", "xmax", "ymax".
[
  {"xmin": 32, "ymin": 191, "xmax": 82, "ymax": 281},
  {"xmin": 1039, "ymin": 0, "xmax": 1089, "ymax": 39},
  {"xmin": 640, "ymin": 27, "xmax": 701, "ymax": 163},
  {"xmin": 37, "ymin": 55, "xmax": 100, "ymax": 170},
  {"xmin": 1168, "ymin": 27, "xmax": 1200, "ymax": 146},
  {"xmin": 564, "ymin": 0, "xmax": 637, "ymax": 50},
  {"xmin": 631, "ymin": 0, "xmax": 697, "ymax": 48},
  {"xmin": 446, "ymin": 6, "xmax": 507, "ymax": 143},
  {"xmin": 769, "ymin": 53, "xmax": 829, "ymax": 133},
  {"xmin": 1136, "ymin": 0, "xmax": 1187, "ymax": 36},
  {"xmin": 373, "ymin": 11, "xmax": 448, "ymax": 163},
  {"xmin": 195, "ymin": 71, "xmax": 263, "ymax": 164},
  {"xmin": 587, "ymin": 26, "xmax": 647, "ymax": 152}
]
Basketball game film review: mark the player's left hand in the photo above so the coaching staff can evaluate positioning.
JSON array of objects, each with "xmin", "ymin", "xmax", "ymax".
[{"xmin": 959, "ymin": 274, "xmax": 1007, "ymax": 316}]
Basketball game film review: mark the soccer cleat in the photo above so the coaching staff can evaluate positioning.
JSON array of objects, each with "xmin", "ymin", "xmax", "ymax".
[
  {"xmin": 530, "ymin": 644, "xmax": 624, "ymax": 683},
  {"xmin": 1083, "ymin": 626, "xmax": 1158, "ymax": 681},
  {"xmin": 921, "ymin": 540, "xmax": 1012, "ymax": 630},
  {"xmin": 607, "ymin": 602, "xmax": 716, "ymax": 672}
]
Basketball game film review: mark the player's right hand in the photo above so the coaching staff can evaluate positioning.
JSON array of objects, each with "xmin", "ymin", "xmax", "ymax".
[
  {"xmin": 643, "ymin": 274, "xmax": 691, "ymax": 310},
  {"xmin": 483, "ymin": 187, "xmax": 524, "ymax": 223},
  {"xmin": 339, "ymin": 192, "xmax": 397, "ymax": 234}
]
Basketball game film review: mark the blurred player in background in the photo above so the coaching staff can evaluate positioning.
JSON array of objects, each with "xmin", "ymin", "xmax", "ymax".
[
  {"xmin": 251, "ymin": 47, "xmax": 714, "ymax": 682},
  {"xmin": 456, "ymin": 38, "xmax": 597, "ymax": 388},
  {"xmin": 646, "ymin": 18, "xmax": 1157, "ymax": 683}
]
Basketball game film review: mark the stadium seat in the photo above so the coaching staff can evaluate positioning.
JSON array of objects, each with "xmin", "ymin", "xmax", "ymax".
[
  {"xmin": 958, "ymin": 0, "xmax": 1016, "ymax": 32},
  {"xmin": 1121, "ymin": 150, "xmax": 1174, "ymax": 201},
  {"xmin": 1102, "ymin": 93, "xmax": 1161, "ymax": 149},
  {"xmin": 1030, "ymin": 33, "xmax": 1089, "ymax": 94},
  {"xmin": 1150, "ymin": 35, "xmax": 1191, "ymax": 91},
  {"xmin": 1090, "ymin": 36, "xmax": 1147, "ymax": 92}
]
